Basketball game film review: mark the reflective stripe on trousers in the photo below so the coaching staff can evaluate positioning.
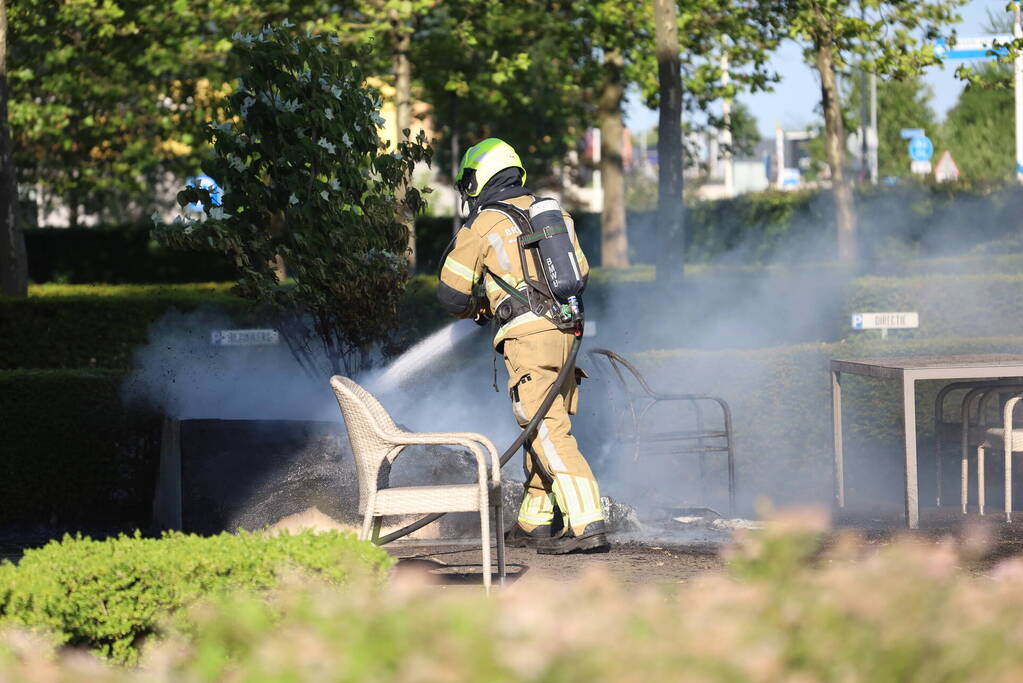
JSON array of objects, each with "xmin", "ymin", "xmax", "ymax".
[{"xmin": 504, "ymin": 329, "xmax": 604, "ymax": 534}]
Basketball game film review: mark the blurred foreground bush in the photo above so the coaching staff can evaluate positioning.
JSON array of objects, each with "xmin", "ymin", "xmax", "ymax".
[
  {"xmin": 0, "ymin": 531, "xmax": 392, "ymax": 664},
  {"xmin": 5, "ymin": 515, "xmax": 1023, "ymax": 680}
]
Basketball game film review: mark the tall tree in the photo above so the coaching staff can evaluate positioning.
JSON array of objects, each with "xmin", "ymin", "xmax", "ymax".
[
  {"xmin": 575, "ymin": 1, "xmax": 653, "ymax": 269},
  {"xmin": 337, "ymin": 1, "xmax": 460, "ymax": 268},
  {"xmin": 942, "ymin": 63, "xmax": 1014, "ymax": 182},
  {"xmin": 7, "ymin": 1, "xmax": 337, "ymax": 226},
  {"xmin": 784, "ymin": 0, "xmax": 963, "ymax": 262},
  {"xmin": 645, "ymin": 0, "xmax": 781, "ymax": 281},
  {"xmin": 0, "ymin": 0, "xmax": 26, "ymax": 296},
  {"xmin": 413, "ymin": 1, "xmax": 591, "ymax": 186},
  {"xmin": 654, "ymin": 0, "xmax": 684, "ymax": 283}
]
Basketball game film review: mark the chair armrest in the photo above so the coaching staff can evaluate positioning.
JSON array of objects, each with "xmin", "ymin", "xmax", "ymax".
[{"xmin": 385, "ymin": 432, "xmax": 500, "ymax": 483}]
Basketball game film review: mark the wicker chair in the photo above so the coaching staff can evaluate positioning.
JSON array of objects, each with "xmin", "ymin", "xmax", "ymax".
[
  {"xmin": 975, "ymin": 392, "xmax": 1023, "ymax": 522},
  {"xmin": 587, "ymin": 348, "xmax": 736, "ymax": 515},
  {"xmin": 329, "ymin": 376, "xmax": 505, "ymax": 591}
]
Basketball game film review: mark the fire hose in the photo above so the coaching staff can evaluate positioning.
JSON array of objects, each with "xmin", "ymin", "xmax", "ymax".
[{"xmin": 373, "ymin": 328, "xmax": 582, "ymax": 545}]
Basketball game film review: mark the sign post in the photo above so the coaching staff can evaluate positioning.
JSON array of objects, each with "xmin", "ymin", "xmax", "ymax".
[
  {"xmin": 908, "ymin": 135, "xmax": 933, "ymax": 175},
  {"xmin": 851, "ymin": 312, "xmax": 919, "ymax": 340}
]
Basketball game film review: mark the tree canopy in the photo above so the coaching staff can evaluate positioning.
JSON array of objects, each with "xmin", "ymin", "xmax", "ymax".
[
  {"xmin": 942, "ymin": 63, "xmax": 1014, "ymax": 183},
  {"xmin": 159, "ymin": 23, "xmax": 430, "ymax": 374}
]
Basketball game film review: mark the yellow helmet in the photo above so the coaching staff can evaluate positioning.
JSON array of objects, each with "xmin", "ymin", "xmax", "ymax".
[{"xmin": 455, "ymin": 138, "xmax": 526, "ymax": 197}]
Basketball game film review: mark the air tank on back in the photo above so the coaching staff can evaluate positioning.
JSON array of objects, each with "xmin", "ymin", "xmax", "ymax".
[{"xmin": 527, "ymin": 197, "xmax": 586, "ymax": 304}]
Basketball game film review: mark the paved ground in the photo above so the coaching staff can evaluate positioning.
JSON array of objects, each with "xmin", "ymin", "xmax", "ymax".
[
  {"xmin": 386, "ymin": 507, "xmax": 1023, "ymax": 588},
  {"xmin": 388, "ymin": 538, "xmax": 726, "ymax": 589}
]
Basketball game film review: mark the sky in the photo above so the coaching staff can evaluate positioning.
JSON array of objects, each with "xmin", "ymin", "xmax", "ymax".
[{"xmin": 625, "ymin": 0, "xmax": 1010, "ymax": 137}]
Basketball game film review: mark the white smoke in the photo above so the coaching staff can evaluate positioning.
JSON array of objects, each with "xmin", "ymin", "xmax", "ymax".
[{"xmin": 122, "ymin": 185, "xmax": 1023, "ymax": 528}]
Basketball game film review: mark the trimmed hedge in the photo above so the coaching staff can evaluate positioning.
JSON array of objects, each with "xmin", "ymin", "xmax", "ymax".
[
  {"xmin": 6, "ymin": 267, "xmax": 1023, "ymax": 370},
  {"xmin": 0, "ymin": 530, "xmax": 393, "ymax": 663},
  {"xmin": 0, "ymin": 284, "xmax": 253, "ymax": 370},
  {"xmin": 26, "ymin": 226, "xmax": 236, "ymax": 284},
  {"xmin": 2, "ymin": 280, "xmax": 445, "ymax": 370},
  {"xmin": 25, "ymin": 185, "xmax": 1023, "ymax": 282},
  {"xmin": 847, "ymin": 273, "xmax": 1023, "ymax": 339},
  {"xmin": 9, "ymin": 526, "xmax": 1023, "ymax": 680},
  {"xmin": 0, "ymin": 370, "xmax": 160, "ymax": 530}
]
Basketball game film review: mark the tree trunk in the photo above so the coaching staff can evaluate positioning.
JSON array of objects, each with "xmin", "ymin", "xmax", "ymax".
[
  {"xmin": 389, "ymin": 10, "xmax": 415, "ymax": 269},
  {"xmin": 0, "ymin": 0, "xmax": 27, "ymax": 296},
  {"xmin": 654, "ymin": 0, "xmax": 684, "ymax": 283},
  {"xmin": 815, "ymin": 39, "xmax": 856, "ymax": 263},
  {"xmin": 599, "ymin": 50, "xmax": 628, "ymax": 269}
]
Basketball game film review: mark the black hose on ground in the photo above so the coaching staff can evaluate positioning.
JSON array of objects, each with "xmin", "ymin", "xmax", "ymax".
[{"xmin": 373, "ymin": 331, "xmax": 583, "ymax": 545}]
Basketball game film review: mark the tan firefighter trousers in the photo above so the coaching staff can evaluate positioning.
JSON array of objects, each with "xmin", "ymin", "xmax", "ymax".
[{"xmin": 502, "ymin": 328, "xmax": 605, "ymax": 535}]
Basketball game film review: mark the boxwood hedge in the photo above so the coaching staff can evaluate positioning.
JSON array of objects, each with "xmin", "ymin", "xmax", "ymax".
[
  {"xmin": 0, "ymin": 530, "xmax": 393, "ymax": 663},
  {"xmin": 0, "ymin": 369, "xmax": 159, "ymax": 531},
  {"xmin": 1, "ymin": 279, "xmax": 446, "ymax": 370}
]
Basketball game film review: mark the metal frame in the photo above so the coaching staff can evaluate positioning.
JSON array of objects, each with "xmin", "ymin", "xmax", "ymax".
[
  {"xmin": 831, "ymin": 354, "xmax": 1023, "ymax": 529},
  {"xmin": 932, "ymin": 379, "xmax": 1023, "ymax": 508},
  {"xmin": 588, "ymin": 348, "xmax": 736, "ymax": 515}
]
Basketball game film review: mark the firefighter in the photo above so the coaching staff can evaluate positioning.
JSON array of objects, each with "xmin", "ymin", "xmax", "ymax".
[{"xmin": 437, "ymin": 138, "xmax": 609, "ymax": 554}]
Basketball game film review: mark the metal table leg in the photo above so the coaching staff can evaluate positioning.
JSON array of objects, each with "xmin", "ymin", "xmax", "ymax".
[
  {"xmin": 903, "ymin": 375, "xmax": 919, "ymax": 529},
  {"xmin": 832, "ymin": 369, "xmax": 845, "ymax": 508}
]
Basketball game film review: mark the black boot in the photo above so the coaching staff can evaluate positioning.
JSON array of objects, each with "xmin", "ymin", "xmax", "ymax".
[
  {"xmin": 504, "ymin": 524, "xmax": 550, "ymax": 548},
  {"xmin": 536, "ymin": 520, "xmax": 610, "ymax": 555}
]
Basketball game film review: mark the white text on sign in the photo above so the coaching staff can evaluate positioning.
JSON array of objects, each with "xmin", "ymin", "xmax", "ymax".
[
  {"xmin": 210, "ymin": 329, "xmax": 281, "ymax": 346},
  {"xmin": 851, "ymin": 312, "xmax": 919, "ymax": 330}
]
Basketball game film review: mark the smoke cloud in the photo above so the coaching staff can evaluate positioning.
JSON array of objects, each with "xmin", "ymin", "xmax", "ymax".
[{"xmin": 123, "ymin": 185, "xmax": 1023, "ymax": 532}]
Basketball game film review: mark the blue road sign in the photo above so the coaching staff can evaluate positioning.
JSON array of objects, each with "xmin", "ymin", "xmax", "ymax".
[
  {"xmin": 908, "ymin": 136, "xmax": 934, "ymax": 162},
  {"xmin": 934, "ymin": 36, "xmax": 1011, "ymax": 61},
  {"xmin": 900, "ymin": 128, "xmax": 925, "ymax": 140},
  {"xmin": 185, "ymin": 174, "xmax": 223, "ymax": 212}
]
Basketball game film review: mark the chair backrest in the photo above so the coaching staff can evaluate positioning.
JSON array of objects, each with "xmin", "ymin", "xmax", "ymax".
[{"xmin": 329, "ymin": 376, "xmax": 397, "ymax": 504}]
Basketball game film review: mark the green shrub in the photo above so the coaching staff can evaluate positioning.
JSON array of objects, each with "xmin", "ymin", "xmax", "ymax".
[
  {"xmin": 0, "ymin": 530, "xmax": 393, "ymax": 663},
  {"xmin": 0, "ymin": 370, "xmax": 160, "ymax": 530}
]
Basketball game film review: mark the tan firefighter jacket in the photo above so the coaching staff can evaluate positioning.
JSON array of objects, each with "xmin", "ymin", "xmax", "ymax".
[{"xmin": 437, "ymin": 194, "xmax": 589, "ymax": 348}]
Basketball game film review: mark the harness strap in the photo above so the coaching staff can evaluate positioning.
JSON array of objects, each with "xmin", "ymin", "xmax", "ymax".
[
  {"xmin": 520, "ymin": 224, "xmax": 568, "ymax": 245},
  {"xmin": 480, "ymin": 202, "xmax": 571, "ymax": 330}
]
